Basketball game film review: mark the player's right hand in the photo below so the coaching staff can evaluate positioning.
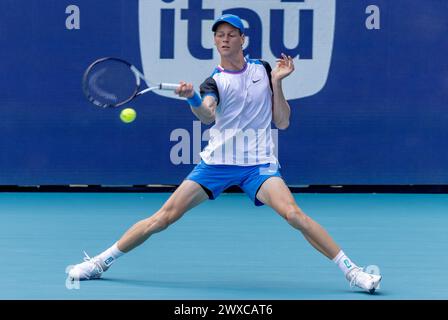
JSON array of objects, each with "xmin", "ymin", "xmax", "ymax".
[{"xmin": 176, "ymin": 81, "xmax": 195, "ymax": 99}]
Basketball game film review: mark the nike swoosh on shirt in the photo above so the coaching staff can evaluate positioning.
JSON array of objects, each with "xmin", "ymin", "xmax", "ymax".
[{"xmin": 252, "ymin": 79, "xmax": 261, "ymax": 83}]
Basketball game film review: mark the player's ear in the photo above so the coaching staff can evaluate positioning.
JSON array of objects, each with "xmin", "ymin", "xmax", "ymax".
[{"xmin": 241, "ymin": 34, "xmax": 245, "ymax": 47}]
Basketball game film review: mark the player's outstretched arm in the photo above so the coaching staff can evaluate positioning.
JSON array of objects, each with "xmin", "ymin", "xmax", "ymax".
[
  {"xmin": 190, "ymin": 95, "xmax": 216, "ymax": 125},
  {"xmin": 176, "ymin": 82, "xmax": 216, "ymax": 125}
]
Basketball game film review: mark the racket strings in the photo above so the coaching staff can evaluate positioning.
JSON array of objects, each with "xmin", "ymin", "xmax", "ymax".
[
  {"xmin": 84, "ymin": 59, "xmax": 139, "ymax": 107},
  {"xmin": 88, "ymin": 68, "xmax": 118, "ymax": 102}
]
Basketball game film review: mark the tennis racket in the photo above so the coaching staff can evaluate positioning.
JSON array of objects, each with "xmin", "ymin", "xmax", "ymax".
[{"xmin": 82, "ymin": 57, "xmax": 180, "ymax": 108}]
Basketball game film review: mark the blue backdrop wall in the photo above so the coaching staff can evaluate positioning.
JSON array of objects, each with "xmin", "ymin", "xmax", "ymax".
[{"xmin": 0, "ymin": 0, "xmax": 447, "ymax": 185}]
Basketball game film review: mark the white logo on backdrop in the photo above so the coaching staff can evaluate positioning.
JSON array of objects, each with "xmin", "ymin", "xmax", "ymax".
[{"xmin": 138, "ymin": 0, "xmax": 336, "ymax": 101}]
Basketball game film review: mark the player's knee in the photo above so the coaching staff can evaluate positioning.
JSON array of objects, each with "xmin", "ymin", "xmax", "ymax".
[
  {"xmin": 152, "ymin": 216, "xmax": 169, "ymax": 232},
  {"xmin": 142, "ymin": 215, "xmax": 167, "ymax": 234},
  {"xmin": 282, "ymin": 202, "xmax": 300, "ymax": 219},
  {"xmin": 154, "ymin": 206, "xmax": 182, "ymax": 231},
  {"xmin": 284, "ymin": 206, "xmax": 309, "ymax": 230}
]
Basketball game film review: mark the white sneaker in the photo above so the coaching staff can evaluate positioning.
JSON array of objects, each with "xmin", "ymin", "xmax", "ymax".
[
  {"xmin": 346, "ymin": 267, "xmax": 382, "ymax": 294},
  {"xmin": 68, "ymin": 251, "xmax": 108, "ymax": 281}
]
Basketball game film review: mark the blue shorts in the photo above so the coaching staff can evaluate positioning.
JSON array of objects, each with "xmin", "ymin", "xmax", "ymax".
[{"xmin": 185, "ymin": 161, "xmax": 282, "ymax": 206}]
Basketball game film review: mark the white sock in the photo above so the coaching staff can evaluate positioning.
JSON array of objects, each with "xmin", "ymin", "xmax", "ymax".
[
  {"xmin": 333, "ymin": 250, "xmax": 358, "ymax": 276},
  {"xmin": 97, "ymin": 242, "xmax": 124, "ymax": 268}
]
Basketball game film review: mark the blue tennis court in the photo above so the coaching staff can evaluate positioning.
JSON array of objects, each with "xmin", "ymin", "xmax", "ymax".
[{"xmin": 1, "ymin": 192, "xmax": 447, "ymax": 300}]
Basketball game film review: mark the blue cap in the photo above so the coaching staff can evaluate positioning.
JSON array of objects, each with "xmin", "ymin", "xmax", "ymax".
[{"xmin": 212, "ymin": 14, "xmax": 244, "ymax": 34}]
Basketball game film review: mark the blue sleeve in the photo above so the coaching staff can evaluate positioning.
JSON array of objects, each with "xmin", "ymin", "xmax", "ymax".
[
  {"xmin": 260, "ymin": 60, "xmax": 273, "ymax": 92},
  {"xmin": 200, "ymin": 77, "xmax": 220, "ymax": 105}
]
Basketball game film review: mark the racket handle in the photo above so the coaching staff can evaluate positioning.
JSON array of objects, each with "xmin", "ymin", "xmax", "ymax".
[{"xmin": 160, "ymin": 83, "xmax": 180, "ymax": 91}]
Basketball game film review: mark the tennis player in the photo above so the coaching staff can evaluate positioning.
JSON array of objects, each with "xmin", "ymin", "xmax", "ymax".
[{"xmin": 69, "ymin": 14, "xmax": 382, "ymax": 293}]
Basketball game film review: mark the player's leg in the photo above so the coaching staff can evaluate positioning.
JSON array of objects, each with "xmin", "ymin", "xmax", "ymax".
[
  {"xmin": 68, "ymin": 180, "xmax": 208, "ymax": 280},
  {"xmin": 256, "ymin": 177, "xmax": 382, "ymax": 293},
  {"xmin": 256, "ymin": 177, "xmax": 340, "ymax": 259},
  {"xmin": 117, "ymin": 180, "xmax": 208, "ymax": 252}
]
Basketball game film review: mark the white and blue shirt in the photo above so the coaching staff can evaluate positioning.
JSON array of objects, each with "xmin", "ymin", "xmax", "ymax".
[{"xmin": 199, "ymin": 58, "xmax": 277, "ymax": 166}]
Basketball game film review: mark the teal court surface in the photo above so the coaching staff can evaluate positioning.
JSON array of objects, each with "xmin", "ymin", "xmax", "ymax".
[{"xmin": 0, "ymin": 192, "xmax": 447, "ymax": 300}]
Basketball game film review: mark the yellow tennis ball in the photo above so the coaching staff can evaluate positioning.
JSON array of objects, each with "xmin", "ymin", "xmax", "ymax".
[{"xmin": 120, "ymin": 108, "xmax": 136, "ymax": 123}]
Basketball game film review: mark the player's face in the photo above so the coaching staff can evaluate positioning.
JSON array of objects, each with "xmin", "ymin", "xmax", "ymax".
[{"xmin": 214, "ymin": 23, "xmax": 245, "ymax": 58}]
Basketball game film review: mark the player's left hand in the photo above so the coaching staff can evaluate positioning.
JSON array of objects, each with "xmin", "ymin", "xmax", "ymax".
[{"xmin": 271, "ymin": 53, "xmax": 295, "ymax": 82}]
